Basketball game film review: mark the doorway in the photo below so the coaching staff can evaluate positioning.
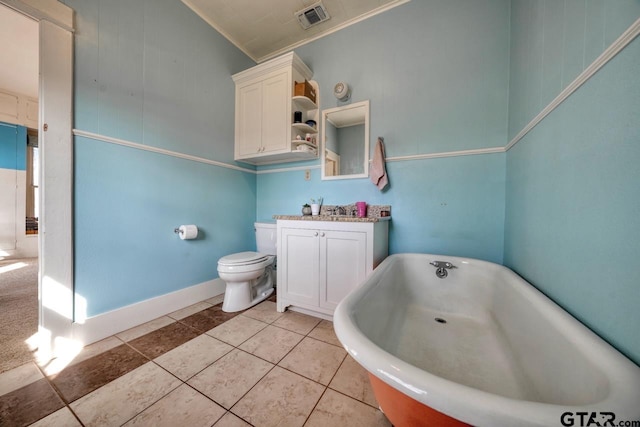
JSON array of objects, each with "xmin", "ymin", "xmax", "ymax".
[
  {"xmin": 0, "ymin": 0, "xmax": 74, "ymax": 369},
  {"xmin": 0, "ymin": 3, "xmax": 39, "ymax": 373}
]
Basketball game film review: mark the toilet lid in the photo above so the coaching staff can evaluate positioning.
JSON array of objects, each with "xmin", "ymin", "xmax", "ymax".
[{"xmin": 218, "ymin": 251, "xmax": 269, "ymax": 266}]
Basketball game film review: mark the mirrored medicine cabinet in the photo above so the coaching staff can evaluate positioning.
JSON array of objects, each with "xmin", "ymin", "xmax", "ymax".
[{"xmin": 321, "ymin": 100, "xmax": 370, "ymax": 180}]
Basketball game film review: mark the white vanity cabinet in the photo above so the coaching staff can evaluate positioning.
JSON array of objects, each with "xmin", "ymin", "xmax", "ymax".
[
  {"xmin": 232, "ymin": 52, "xmax": 319, "ymax": 164},
  {"xmin": 276, "ymin": 219, "xmax": 389, "ymax": 319}
]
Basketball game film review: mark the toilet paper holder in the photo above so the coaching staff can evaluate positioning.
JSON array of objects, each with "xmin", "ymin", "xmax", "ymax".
[{"xmin": 174, "ymin": 225, "xmax": 198, "ymax": 240}]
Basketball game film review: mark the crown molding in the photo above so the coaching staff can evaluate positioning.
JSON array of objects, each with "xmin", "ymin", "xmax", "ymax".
[{"xmin": 0, "ymin": 0, "xmax": 73, "ymax": 31}]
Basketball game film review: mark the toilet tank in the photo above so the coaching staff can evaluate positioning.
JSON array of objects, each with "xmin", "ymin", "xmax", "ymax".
[{"xmin": 255, "ymin": 222, "xmax": 277, "ymax": 255}]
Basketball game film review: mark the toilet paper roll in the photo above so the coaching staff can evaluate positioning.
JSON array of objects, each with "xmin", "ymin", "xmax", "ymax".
[{"xmin": 179, "ymin": 225, "xmax": 198, "ymax": 240}]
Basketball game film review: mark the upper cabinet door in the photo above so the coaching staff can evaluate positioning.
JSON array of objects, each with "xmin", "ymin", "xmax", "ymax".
[
  {"xmin": 236, "ymin": 81, "xmax": 263, "ymax": 158},
  {"xmin": 233, "ymin": 52, "xmax": 316, "ymax": 164},
  {"xmin": 261, "ymin": 71, "xmax": 289, "ymax": 153}
]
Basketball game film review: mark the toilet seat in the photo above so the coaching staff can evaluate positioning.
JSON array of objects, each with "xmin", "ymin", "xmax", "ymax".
[{"xmin": 218, "ymin": 251, "xmax": 268, "ymax": 266}]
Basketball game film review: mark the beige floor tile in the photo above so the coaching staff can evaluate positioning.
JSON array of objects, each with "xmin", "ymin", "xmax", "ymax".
[
  {"xmin": 206, "ymin": 315, "xmax": 268, "ymax": 347},
  {"xmin": 168, "ymin": 302, "xmax": 213, "ymax": 320},
  {"xmin": 154, "ymin": 334, "xmax": 233, "ymax": 381},
  {"xmin": 213, "ymin": 412, "xmax": 252, "ymax": 427},
  {"xmin": 238, "ymin": 325, "xmax": 303, "ymax": 364},
  {"xmin": 116, "ymin": 316, "xmax": 175, "ymax": 342},
  {"xmin": 241, "ymin": 301, "xmax": 283, "ymax": 323},
  {"xmin": 272, "ymin": 311, "xmax": 321, "ymax": 335},
  {"xmin": 0, "ymin": 362, "xmax": 43, "ymax": 395},
  {"xmin": 123, "ymin": 384, "xmax": 225, "ymax": 427},
  {"xmin": 29, "ymin": 407, "xmax": 82, "ymax": 427},
  {"xmin": 205, "ymin": 294, "xmax": 225, "ymax": 306},
  {"xmin": 188, "ymin": 349, "xmax": 273, "ymax": 409},
  {"xmin": 305, "ymin": 388, "xmax": 391, "ymax": 427},
  {"xmin": 278, "ymin": 337, "xmax": 346, "ymax": 385},
  {"xmin": 232, "ymin": 366, "xmax": 325, "ymax": 427},
  {"xmin": 70, "ymin": 362, "xmax": 181, "ymax": 426},
  {"xmin": 307, "ymin": 320, "xmax": 342, "ymax": 347},
  {"xmin": 329, "ymin": 355, "xmax": 378, "ymax": 407}
]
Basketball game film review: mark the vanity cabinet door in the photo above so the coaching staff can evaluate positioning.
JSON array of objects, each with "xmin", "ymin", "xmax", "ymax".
[
  {"xmin": 280, "ymin": 227, "xmax": 320, "ymax": 307},
  {"xmin": 319, "ymin": 230, "xmax": 367, "ymax": 311}
]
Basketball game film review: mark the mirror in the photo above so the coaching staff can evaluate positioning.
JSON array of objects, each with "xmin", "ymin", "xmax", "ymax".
[{"xmin": 321, "ymin": 100, "xmax": 369, "ymax": 180}]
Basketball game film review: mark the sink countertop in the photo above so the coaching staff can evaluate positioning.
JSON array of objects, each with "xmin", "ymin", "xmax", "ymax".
[{"xmin": 273, "ymin": 214, "xmax": 390, "ymax": 223}]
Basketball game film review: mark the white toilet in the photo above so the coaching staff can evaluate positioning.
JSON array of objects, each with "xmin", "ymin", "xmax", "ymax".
[{"xmin": 217, "ymin": 222, "xmax": 276, "ymax": 312}]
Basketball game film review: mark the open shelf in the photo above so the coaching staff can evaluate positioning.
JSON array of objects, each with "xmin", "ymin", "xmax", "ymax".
[
  {"xmin": 292, "ymin": 122, "xmax": 317, "ymax": 133},
  {"xmin": 292, "ymin": 140, "xmax": 317, "ymax": 149},
  {"xmin": 292, "ymin": 95, "xmax": 317, "ymax": 110}
]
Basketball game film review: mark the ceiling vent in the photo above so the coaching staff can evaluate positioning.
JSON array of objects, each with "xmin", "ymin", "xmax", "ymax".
[{"xmin": 295, "ymin": 2, "xmax": 331, "ymax": 30}]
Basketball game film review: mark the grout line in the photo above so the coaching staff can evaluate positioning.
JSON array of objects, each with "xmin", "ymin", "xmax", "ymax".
[
  {"xmin": 115, "ymin": 364, "xmax": 184, "ymax": 427},
  {"xmin": 303, "ymin": 386, "xmax": 329, "ymax": 426},
  {"xmin": 31, "ymin": 362, "xmax": 85, "ymax": 426},
  {"xmin": 222, "ymin": 305, "xmax": 333, "ymax": 424}
]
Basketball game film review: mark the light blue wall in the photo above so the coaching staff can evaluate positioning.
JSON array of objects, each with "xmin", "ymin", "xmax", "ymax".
[
  {"xmin": 256, "ymin": 0, "xmax": 510, "ymax": 263},
  {"xmin": 508, "ymin": 0, "xmax": 640, "ymax": 140},
  {"xmin": 64, "ymin": 0, "xmax": 256, "ymax": 316},
  {"xmin": 74, "ymin": 137, "xmax": 256, "ymax": 315},
  {"xmin": 505, "ymin": 1, "xmax": 640, "ymax": 364},
  {"xmin": 0, "ymin": 122, "xmax": 26, "ymax": 171},
  {"xmin": 259, "ymin": 154, "xmax": 506, "ymax": 262}
]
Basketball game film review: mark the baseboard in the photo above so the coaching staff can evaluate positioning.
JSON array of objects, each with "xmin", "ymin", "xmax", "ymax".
[
  {"xmin": 287, "ymin": 306, "xmax": 333, "ymax": 322},
  {"xmin": 71, "ymin": 279, "xmax": 226, "ymax": 345}
]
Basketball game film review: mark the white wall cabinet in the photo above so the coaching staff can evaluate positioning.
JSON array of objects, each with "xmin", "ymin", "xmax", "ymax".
[
  {"xmin": 232, "ymin": 52, "xmax": 319, "ymax": 165},
  {"xmin": 276, "ymin": 219, "xmax": 389, "ymax": 319},
  {"xmin": 0, "ymin": 88, "xmax": 38, "ymax": 129}
]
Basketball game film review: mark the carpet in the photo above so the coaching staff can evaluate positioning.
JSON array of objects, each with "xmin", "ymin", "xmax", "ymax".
[{"xmin": 0, "ymin": 258, "xmax": 38, "ymax": 374}]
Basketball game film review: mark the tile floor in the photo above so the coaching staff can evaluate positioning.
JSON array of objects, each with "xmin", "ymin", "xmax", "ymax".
[{"xmin": 0, "ymin": 294, "xmax": 391, "ymax": 427}]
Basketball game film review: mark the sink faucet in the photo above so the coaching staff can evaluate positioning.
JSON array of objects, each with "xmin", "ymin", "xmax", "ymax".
[{"xmin": 430, "ymin": 261, "xmax": 455, "ymax": 269}]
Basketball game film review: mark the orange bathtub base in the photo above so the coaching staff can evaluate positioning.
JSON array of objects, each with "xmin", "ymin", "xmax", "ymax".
[{"xmin": 368, "ymin": 373, "xmax": 470, "ymax": 427}]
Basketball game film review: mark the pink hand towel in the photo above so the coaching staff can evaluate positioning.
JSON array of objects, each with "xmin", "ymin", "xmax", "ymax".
[{"xmin": 370, "ymin": 137, "xmax": 388, "ymax": 190}]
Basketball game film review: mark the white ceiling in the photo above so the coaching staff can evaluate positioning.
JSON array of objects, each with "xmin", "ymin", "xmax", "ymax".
[
  {"xmin": 0, "ymin": 4, "xmax": 38, "ymax": 98},
  {"xmin": 182, "ymin": 0, "xmax": 410, "ymax": 63}
]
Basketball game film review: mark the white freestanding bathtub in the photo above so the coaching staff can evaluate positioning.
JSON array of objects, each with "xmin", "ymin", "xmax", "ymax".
[{"xmin": 333, "ymin": 254, "xmax": 640, "ymax": 427}]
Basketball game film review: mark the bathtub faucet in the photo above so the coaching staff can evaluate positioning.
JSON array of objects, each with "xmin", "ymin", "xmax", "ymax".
[{"xmin": 430, "ymin": 260, "xmax": 456, "ymax": 279}]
